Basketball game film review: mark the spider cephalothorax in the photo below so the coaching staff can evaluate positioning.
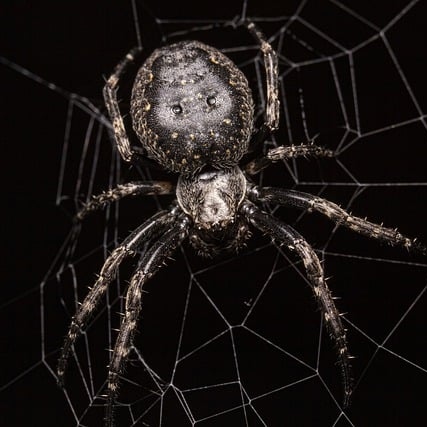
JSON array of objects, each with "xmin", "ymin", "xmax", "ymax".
[
  {"xmin": 177, "ymin": 166, "xmax": 250, "ymax": 256},
  {"xmin": 131, "ymin": 40, "xmax": 254, "ymax": 174},
  {"xmin": 57, "ymin": 20, "xmax": 425, "ymax": 427}
]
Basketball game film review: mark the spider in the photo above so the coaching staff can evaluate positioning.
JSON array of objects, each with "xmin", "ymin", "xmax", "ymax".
[{"xmin": 56, "ymin": 20, "xmax": 425, "ymax": 426}]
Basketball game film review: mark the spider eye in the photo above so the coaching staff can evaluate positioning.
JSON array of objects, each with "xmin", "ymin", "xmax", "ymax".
[
  {"xmin": 171, "ymin": 104, "xmax": 183, "ymax": 115},
  {"xmin": 206, "ymin": 96, "xmax": 216, "ymax": 106}
]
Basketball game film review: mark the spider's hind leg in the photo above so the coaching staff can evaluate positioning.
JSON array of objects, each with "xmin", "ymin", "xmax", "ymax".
[
  {"xmin": 237, "ymin": 21, "xmax": 335, "ymax": 175},
  {"xmin": 245, "ymin": 20, "xmax": 280, "ymax": 136},
  {"xmin": 103, "ymin": 47, "xmax": 143, "ymax": 163},
  {"xmin": 230, "ymin": 19, "xmax": 279, "ymax": 148}
]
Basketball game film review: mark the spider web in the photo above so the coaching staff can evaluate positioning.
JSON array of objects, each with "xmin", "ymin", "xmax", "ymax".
[{"xmin": 2, "ymin": 0, "xmax": 427, "ymax": 426}]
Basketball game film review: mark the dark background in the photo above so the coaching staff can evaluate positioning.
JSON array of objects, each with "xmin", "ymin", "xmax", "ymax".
[{"xmin": 2, "ymin": 1, "xmax": 427, "ymax": 426}]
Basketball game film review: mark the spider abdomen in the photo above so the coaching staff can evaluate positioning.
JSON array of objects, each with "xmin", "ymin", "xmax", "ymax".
[{"xmin": 131, "ymin": 41, "xmax": 254, "ymax": 174}]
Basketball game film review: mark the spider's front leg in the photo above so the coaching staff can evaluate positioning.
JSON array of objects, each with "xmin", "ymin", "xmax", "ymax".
[
  {"xmin": 57, "ymin": 210, "xmax": 176, "ymax": 387},
  {"xmin": 249, "ymin": 186, "xmax": 426, "ymax": 254},
  {"xmin": 242, "ymin": 201, "xmax": 353, "ymax": 407},
  {"xmin": 105, "ymin": 215, "xmax": 190, "ymax": 427}
]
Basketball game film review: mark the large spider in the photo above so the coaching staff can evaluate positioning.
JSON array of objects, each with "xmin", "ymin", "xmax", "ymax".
[{"xmin": 56, "ymin": 21, "xmax": 425, "ymax": 426}]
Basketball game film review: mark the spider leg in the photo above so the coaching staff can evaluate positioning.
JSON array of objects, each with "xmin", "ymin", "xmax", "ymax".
[
  {"xmin": 242, "ymin": 201, "xmax": 352, "ymax": 407},
  {"xmin": 242, "ymin": 20, "xmax": 279, "ymax": 146},
  {"xmin": 76, "ymin": 181, "xmax": 175, "ymax": 221},
  {"xmin": 103, "ymin": 47, "xmax": 143, "ymax": 163},
  {"xmin": 57, "ymin": 209, "xmax": 177, "ymax": 387},
  {"xmin": 105, "ymin": 215, "xmax": 190, "ymax": 427},
  {"xmin": 244, "ymin": 143, "xmax": 335, "ymax": 175},
  {"xmin": 249, "ymin": 186, "xmax": 426, "ymax": 254}
]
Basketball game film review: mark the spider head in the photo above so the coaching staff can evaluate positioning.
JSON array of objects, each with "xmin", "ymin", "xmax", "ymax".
[{"xmin": 131, "ymin": 41, "xmax": 254, "ymax": 174}]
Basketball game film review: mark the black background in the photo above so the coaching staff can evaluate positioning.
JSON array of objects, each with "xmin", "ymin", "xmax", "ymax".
[{"xmin": 2, "ymin": 1, "xmax": 427, "ymax": 426}]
